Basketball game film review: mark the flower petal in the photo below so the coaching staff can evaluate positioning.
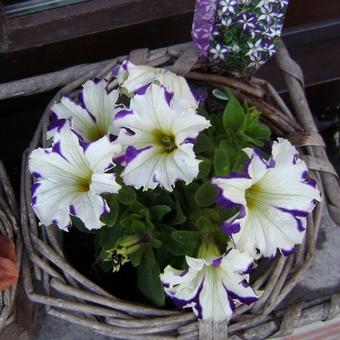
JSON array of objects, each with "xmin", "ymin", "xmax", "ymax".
[
  {"xmin": 121, "ymin": 146, "xmax": 164, "ymax": 190},
  {"xmin": 161, "ymin": 262, "xmax": 205, "ymax": 319},
  {"xmin": 220, "ymin": 248, "xmax": 254, "ymax": 274},
  {"xmin": 168, "ymin": 144, "xmax": 201, "ymax": 184},
  {"xmin": 31, "ymin": 179, "xmax": 77, "ymax": 230},
  {"xmin": 90, "ymin": 173, "xmax": 121, "ymax": 195},
  {"xmin": 161, "ymin": 251, "xmax": 257, "ymax": 322},
  {"xmin": 172, "ymin": 111, "xmax": 210, "ymax": 144},
  {"xmin": 258, "ymin": 139, "xmax": 321, "ymax": 212},
  {"xmin": 212, "ymin": 174, "xmax": 252, "ymax": 208},
  {"xmin": 243, "ymin": 147, "xmax": 272, "ymax": 183},
  {"xmin": 50, "ymin": 96, "xmax": 96, "ymax": 141},
  {"xmin": 82, "ymin": 80, "xmax": 119, "ymax": 133},
  {"xmin": 118, "ymin": 61, "xmax": 157, "ymax": 94},
  {"xmin": 233, "ymin": 204, "xmax": 306, "ymax": 258},
  {"xmin": 85, "ymin": 136, "xmax": 121, "ymax": 173},
  {"xmin": 70, "ymin": 192, "xmax": 108, "ymax": 230}
]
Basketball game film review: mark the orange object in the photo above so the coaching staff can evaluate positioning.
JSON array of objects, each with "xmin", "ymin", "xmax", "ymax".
[{"xmin": 0, "ymin": 235, "xmax": 19, "ymax": 291}]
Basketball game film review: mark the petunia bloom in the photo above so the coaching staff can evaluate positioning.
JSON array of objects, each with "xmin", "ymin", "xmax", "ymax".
[
  {"xmin": 48, "ymin": 79, "xmax": 120, "ymax": 143},
  {"xmin": 29, "ymin": 121, "xmax": 121, "ymax": 231},
  {"xmin": 212, "ymin": 138, "xmax": 321, "ymax": 258},
  {"xmin": 116, "ymin": 61, "xmax": 198, "ymax": 110},
  {"xmin": 160, "ymin": 245, "xmax": 257, "ymax": 322},
  {"xmin": 115, "ymin": 84, "xmax": 210, "ymax": 191}
]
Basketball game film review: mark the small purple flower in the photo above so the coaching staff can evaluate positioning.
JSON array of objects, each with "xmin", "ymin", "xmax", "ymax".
[
  {"xmin": 218, "ymin": 0, "xmax": 238, "ymax": 15},
  {"xmin": 210, "ymin": 43, "xmax": 229, "ymax": 61},
  {"xmin": 246, "ymin": 39, "xmax": 263, "ymax": 61},
  {"xmin": 237, "ymin": 13, "xmax": 256, "ymax": 32}
]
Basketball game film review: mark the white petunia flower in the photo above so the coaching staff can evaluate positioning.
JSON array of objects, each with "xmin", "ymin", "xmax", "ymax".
[
  {"xmin": 212, "ymin": 138, "xmax": 321, "ymax": 259},
  {"xmin": 160, "ymin": 244, "xmax": 258, "ymax": 322},
  {"xmin": 117, "ymin": 61, "xmax": 198, "ymax": 110},
  {"xmin": 49, "ymin": 79, "xmax": 120, "ymax": 143},
  {"xmin": 115, "ymin": 84, "xmax": 210, "ymax": 191},
  {"xmin": 29, "ymin": 121, "xmax": 122, "ymax": 231}
]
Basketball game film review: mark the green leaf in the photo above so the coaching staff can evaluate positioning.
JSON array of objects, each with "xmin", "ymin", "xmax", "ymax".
[
  {"xmin": 246, "ymin": 122, "xmax": 271, "ymax": 142},
  {"xmin": 193, "ymin": 134, "xmax": 214, "ymax": 154},
  {"xmin": 214, "ymin": 148, "xmax": 230, "ymax": 176},
  {"xmin": 171, "ymin": 230, "xmax": 201, "ymax": 244},
  {"xmin": 98, "ymin": 224, "xmax": 123, "ymax": 249},
  {"xmin": 130, "ymin": 247, "xmax": 144, "ymax": 267},
  {"xmin": 197, "ymin": 160, "xmax": 211, "ymax": 179},
  {"xmin": 210, "ymin": 115, "xmax": 225, "ymax": 136},
  {"xmin": 117, "ymin": 186, "xmax": 137, "ymax": 205},
  {"xmin": 137, "ymin": 246, "xmax": 165, "ymax": 306},
  {"xmin": 101, "ymin": 196, "xmax": 119, "ymax": 227},
  {"xmin": 195, "ymin": 182, "xmax": 217, "ymax": 207},
  {"xmin": 170, "ymin": 198, "xmax": 187, "ymax": 225},
  {"xmin": 120, "ymin": 213, "xmax": 141, "ymax": 230},
  {"xmin": 145, "ymin": 219, "xmax": 155, "ymax": 231},
  {"xmin": 131, "ymin": 220, "xmax": 146, "ymax": 233},
  {"xmin": 149, "ymin": 205, "xmax": 172, "ymax": 221},
  {"xmin": 223, "ymin": 92, "xmax": 245, "ymax": 131},
  {"xmin": 219, "ymin": 140, "xmax": 248, "ymax": 173},
  {"xmin": 151, "ymin": 238, "xmax": 162, "ymax": 249},
  {"xmin": 130, "ymin": 201, "xmax": 148, "ymax": 216},
  {"xmin": 194, "ymin": 215, "xmax": 215, "ymax": 232},
  {"xmin": 160, "ymin": 224, "xmax": 196, "ymax": 256},
  {"xmin": 184, "ymin": 182, "xmax": 200, "ymax": 210}
]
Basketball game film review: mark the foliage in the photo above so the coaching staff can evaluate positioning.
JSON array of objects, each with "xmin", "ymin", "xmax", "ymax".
[{"xmin": 72, "ymin": 89, "xmax": 270, "ymax": 305}]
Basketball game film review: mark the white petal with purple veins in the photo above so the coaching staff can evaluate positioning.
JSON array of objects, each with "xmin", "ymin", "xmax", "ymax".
[
  {"xmin": 115, "ymin": 84, "xmax": 210, "ymax": 191},
  {"xmin": 213, "ymin": 138, "xmax": 321, "ymax": 258},
  {"xmin": 29, "ymin": 121, "xmax": 121, "ymax": 231},
  {"xmin": 70, "ymin": 192, "xmax": 108, "ymax": 230},
  {"xmin": 85, "ymin": 136, "xmax": 121, "ymax": 173},
  {"xmin": 49, "ymin": 79, "xmax": 120, "ymax": 143},
  {"xmin": 160, "ymin": 247, "xmax": 257, "ymax": 321},
  {"xmin": 117, "ymin": 61, "xmax": 198, "ymax": 109}
]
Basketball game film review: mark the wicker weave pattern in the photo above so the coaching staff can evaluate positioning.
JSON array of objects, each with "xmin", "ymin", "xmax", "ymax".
[
  {"xmin": 0, "ymin": 161, "xmax": 22, "ymax": 334},
  {"xmin": 20, "ymin": 40, "xmax": 340, "ymax": 339}
]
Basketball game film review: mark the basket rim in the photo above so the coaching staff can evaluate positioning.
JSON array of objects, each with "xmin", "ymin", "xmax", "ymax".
[{"xmin": 19, "ymin": 40, "xmax": 338, "ymax": 338}]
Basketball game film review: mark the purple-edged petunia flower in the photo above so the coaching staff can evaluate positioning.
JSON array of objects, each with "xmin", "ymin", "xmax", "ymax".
[
  {"xmin": 212, "ymin": 138, "xmax": 321, "ymax": 259},
  {"xmin": 115, "ymin": 84, "xmax": 210, "ymax": 191},
  {"xmin": 160, "ymin": 245, "xmax": 258, "ymax": 322},
  {"xmin": 29, "ymin": 121, "xmax": 121, "ymax": 231},
  {"xmin": 117, "ymin": 61, "xmax": 198, "ymax": 110},
  {"xmin": 49, "ymin": 79, "xmax": 120, "ymax": 143}
]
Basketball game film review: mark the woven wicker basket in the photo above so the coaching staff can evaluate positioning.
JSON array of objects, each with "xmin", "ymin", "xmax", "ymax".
[
  {"xmin": 0, "ymin": 161, "xmax": 22, "ymax": 336},
  {"xmin": 20, "ymin": 40, "xmax": 340, "ymax": 339}
]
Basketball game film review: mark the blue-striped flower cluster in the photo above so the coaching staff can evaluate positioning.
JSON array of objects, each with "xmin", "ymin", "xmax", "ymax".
[{"xmin": 209, "ymin": 0, "xmax": 288, "ymax": 75}]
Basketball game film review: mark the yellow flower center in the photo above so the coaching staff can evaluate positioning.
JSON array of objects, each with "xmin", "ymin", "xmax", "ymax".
[
  {"xmin": 152, "ymin": 129, "xmax": 177, "ymax": 153},
  {"xmin": 86, "ymin": 125, "xmax": 108, "ymax": 142},
  {"xmin": 76, "ymin": 175, "xmax": 92, "ymax": 192},
  {"xmin": 245, "ymin": 183, "xmax": 261, "ymax": 210}
]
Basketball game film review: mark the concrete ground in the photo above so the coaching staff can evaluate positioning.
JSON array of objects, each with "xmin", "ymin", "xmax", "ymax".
[{"xmin": 34, "ymin": 210, "xmax": 340, "ymax": 340}]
